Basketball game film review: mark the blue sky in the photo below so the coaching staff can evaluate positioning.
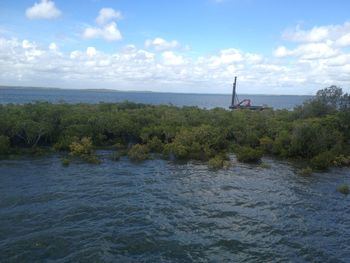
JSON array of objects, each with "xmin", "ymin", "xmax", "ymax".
[{"xmin": 0, "ymin": 0, "xmax": 350, "ymax": 94}]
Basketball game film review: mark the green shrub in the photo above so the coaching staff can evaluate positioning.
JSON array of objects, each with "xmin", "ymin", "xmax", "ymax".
[
  {"xmin": 299, "ymin": 167, "xmax": 313, "ymax": 176},
  {"xmin": 0, "ymin": 135, "xmax": 10, "ymax": 155},
  {"xmin": 81, "ymin": 154, "xmax": 101, "ymax": 164},
  {"xmin": 68, "ymin": 137, "xmax": 100, "ymax": 164},
  {"xmin": 333, "ymin": 155, "xmax": 350, "ymax": 166},
  {"xmin": 165, "ymin": 143, "xmax": 188, "ymax": 159},
  {"xmin": 310, "ymin": 151, "xmax": 334, "ymax": 170},
  {"xmin": 61, "ymin": 158, "xmax": 70, "ymax": 166},
  {"xmin": 208, "ymin": 155, "xmax": 230, "ymax": 170},
  {"xmin": 165, "ymin": 125, "xmax": 226, "ymax": 161},
  {"xmin": 289, "ymin": 120, "xmax": 342, "ymax": 159},
  {"xmin": 147, "ymin": 137, "xmax": 164, "ymax": 153},
  {"xmin": 337, "ymin": 184, "xmax": 349, "ymax": 195},
  {"xmin": 69, "ymin": 137, "xmax": 93, "ymax": 156},
  {"xmin": 259, "ymin": 136, "xmax": 273, "ymax": 153},
  {"xmin": 272, "ymin": 130, "xmax": 291, "ymax": 157},
  {"xmin": 128, "ymin": 144, "xmax": 149, "ymax": 161},
  {"xmin": 235, "ymin": 146, "xmax": 262, "ymax": 163},
  {"xmin": 54, "ymin": 136, "xmax": 78, "ymax": 151},
  {"xmin": 259, "ymin": 163, "xmax": 271, "ymax": 169}
]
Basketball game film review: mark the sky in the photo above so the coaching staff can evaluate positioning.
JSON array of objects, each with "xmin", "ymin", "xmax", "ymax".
[{"xmin": 0, "ymin": 0, "xmax": 350, "ymax": 94}]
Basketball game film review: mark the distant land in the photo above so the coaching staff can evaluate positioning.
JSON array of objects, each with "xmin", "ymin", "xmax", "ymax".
[{"xmin": 0, "ymin": 85, "xmax": 312, "ymax": 96}]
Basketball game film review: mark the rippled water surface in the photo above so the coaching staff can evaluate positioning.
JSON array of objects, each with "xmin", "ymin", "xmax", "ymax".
[{"xmin": 0, "ymin": 154, "xmax": 349, "ymax": 262}]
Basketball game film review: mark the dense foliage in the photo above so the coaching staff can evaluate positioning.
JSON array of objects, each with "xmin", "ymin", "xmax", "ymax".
[
  {"xmin": 235, "ymin": 146, "xmax": 263, "ymax": 163},
  {"xmin": 1, "ymin": 86, "xmax": 350, "ymax": 171}
]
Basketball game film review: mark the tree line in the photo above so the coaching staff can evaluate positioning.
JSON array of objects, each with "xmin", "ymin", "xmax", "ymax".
[{"xmin": 0, "ymin": 86, "xmax": 349, "ymax": 172}]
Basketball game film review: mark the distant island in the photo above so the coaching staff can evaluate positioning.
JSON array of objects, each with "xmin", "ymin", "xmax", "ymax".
[{"xmin": 0, "ymin": 85, "xmax": 155, "ymax": 93}]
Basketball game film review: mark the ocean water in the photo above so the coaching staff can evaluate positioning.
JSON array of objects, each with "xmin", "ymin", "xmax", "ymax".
[
  {"xmin": 0, "ymin": 154, "xmax": 349, "ymax": 262},
  {"xmin": 0, "ymin": 87, "xmax": 312, "ymax": 109}
]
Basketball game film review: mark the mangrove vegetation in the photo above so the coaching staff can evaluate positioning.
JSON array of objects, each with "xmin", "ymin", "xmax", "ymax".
[{"xmin": 1, "ymin": 86, "xmax": 350, "ymax": 171}]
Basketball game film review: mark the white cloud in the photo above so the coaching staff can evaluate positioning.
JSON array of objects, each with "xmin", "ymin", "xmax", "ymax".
[
  {"xmin": 162, "ymin": 51, "xmax": 185, "ymax": 65},
  {"xmin": 22, "ymin": 39, "xmax": 36, "ymax": 49},
  {"xmin": 336, "ymin": 33, "xmax": 350, "ymax": 47},
  {"xmin": 283, "ymin": 25, "xmax": 329, "ymax": 43},
  {"xmin": 205, "ymin": 48, "xmax": 261, "ymax": 69},
  {"xmin": 86, "ymin": 47, "xmax": 97, "ymax": 57},
  {"xmin": 296, "ymin": 43, "xmax": 339, "ymax": 60},
  {"xmin": 25, "ymin": 0, "xmax": 61, "ymax": 20},
  {"xmin": 83, "ymin": 22, "xmax": 122, "ymax": 41},
  {"xmin": 82, "ymin": 8, "xmax": 122, "ymax": 41},
  {"xmin": 274, "ymin": 43, "xmax": 339, "ymax": 60},
  {"xmin": 324, "ymin": 54, "xmax": 350, "ymax": 67},
  {"xmin": 283, "ymin": 22, "xmax": 350, "ymax": 46},
  {"xmin": 274, "ymin": 22, "xmax": 350, "ymax": 60},
  {"xmin": 245, "ymin": 53, "xmax": 263, "ymax": 64},
  {"xmin": 96, "ymin": 8, "xmax": 122, "ymax": 25},
  {"xmin": 49, "ymin": 42, "xmax": 57, "ymax": 51},
  {"xmin": 274, "ymin": 46, "xmax": 291, "ymax": 58},
  {"xmin": 70, "ymin": 50, "xmax": 80, "ymax": 59},
  {"xmin": 145, "ymin": 37, "xmax": 180, "ymax": 51},
  {"xmin": 219, "ymin": 49, "xmax": 244, "ymax": 63}
]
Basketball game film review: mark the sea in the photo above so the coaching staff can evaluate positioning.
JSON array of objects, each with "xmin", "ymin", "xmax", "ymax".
[
  {"xmin": 1, "ymin": 154, "xmax": 349, "ymax": 262},
  {"xmin": 0, "ymin": 87, "xmax": 312, "ymax": 110}
]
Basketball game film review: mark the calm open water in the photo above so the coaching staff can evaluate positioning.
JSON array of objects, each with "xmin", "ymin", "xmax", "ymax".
[
  {"xmin": 0, "ymin": 154, "xmax": 349, "ymax": 262},
  {"xmin": 0, "ymin": 88, "xmax": 312, "ymax": 109}
]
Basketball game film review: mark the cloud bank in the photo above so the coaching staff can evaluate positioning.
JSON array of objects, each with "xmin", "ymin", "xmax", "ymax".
[{"xmin": 2, "ymin": 18, "xmax": 350, "ymax": 94}]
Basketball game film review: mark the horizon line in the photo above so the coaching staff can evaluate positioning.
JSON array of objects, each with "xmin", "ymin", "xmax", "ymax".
[{"xmin": 0, "ymin": 85, "xmax": 315, "ymax": 97}]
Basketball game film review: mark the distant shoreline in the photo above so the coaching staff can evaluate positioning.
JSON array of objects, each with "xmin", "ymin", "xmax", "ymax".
[{"xmin": 0, "ymin": 85, "xmax": 313, "ymax": 97}]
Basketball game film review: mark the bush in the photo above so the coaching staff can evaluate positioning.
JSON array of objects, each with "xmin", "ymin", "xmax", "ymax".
[
  {"xmin": 61, "ymin": 158, "xmax": 70, "ymax": 166},
  {"xmin": 259, "ymin": 136, "xmax": 273, "ymax": 153},
  {"xmin": 310, "ymin": 151, "xmax": 334, "ymax": 170},
  {"xmin": 147, "ymin": 137, "xmax": 164, "ymax": 153},
  {"xmin": 299, "ymin": 167, "xmax": 313, "ymax": 176},
  {"xmin": 0, "ymin": 136, "xmax": 10, "ymax": 155},
  {"xmin": 69, "ymin": 137, "xmax": 93, "ymax": 156},
  {"xmin": 208, "ymin": 155, "xmax": 230, "ymax": 170},
  {"xmin": 272, "ymin": 130, "xmax": 291, "ymax": 157},
  {"xmin": 128, "ymin": 144, "xmax": 149, "ymax": 161},
  {"xmin": 54, "ymin": 136, "xmax": 78, "ymax": 151},
  {"xmin": 333, "ymin": 155, "xmax": 350, "ymax": 166},
  {"xmin": 235, "ymin": 146, "xmax": 262, "ymax": 163},
  {"xmin": 81, "ymin": 154, "xmax": 101, "ymax": 164},
  {"xmin": 337, "ymin": 185, "xmax": 349, "ymax": 195},
  {"xmin": 68, "ymin": 137, "xmax": 100, "ymax": 164},
  {"xmin": 165, "ymin": 125, "xmax": 227, "ymax": 161},
  {"xmin": 259, "ymin": 163, "xmax": 271, "ymax": 169}
]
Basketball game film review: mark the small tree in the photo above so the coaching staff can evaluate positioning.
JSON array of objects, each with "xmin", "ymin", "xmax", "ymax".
[
  {"xmin": 128, "ymin": 144, "xmax": 149, "ymax": 161},
  {"xmin": 316, "ymin": 85, "xmax": 343, "ymax": 109}
]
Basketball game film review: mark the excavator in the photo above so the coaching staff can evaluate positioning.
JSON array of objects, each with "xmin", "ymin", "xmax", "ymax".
[{"xmin": 229, "ymin": 76, "xmax": 269, "ymax": 110}]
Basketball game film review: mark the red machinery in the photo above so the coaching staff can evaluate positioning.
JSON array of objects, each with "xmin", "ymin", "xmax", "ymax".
[{"xmin": 229, "ymin": 77, "xmax": 267, "ymax": 110}]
